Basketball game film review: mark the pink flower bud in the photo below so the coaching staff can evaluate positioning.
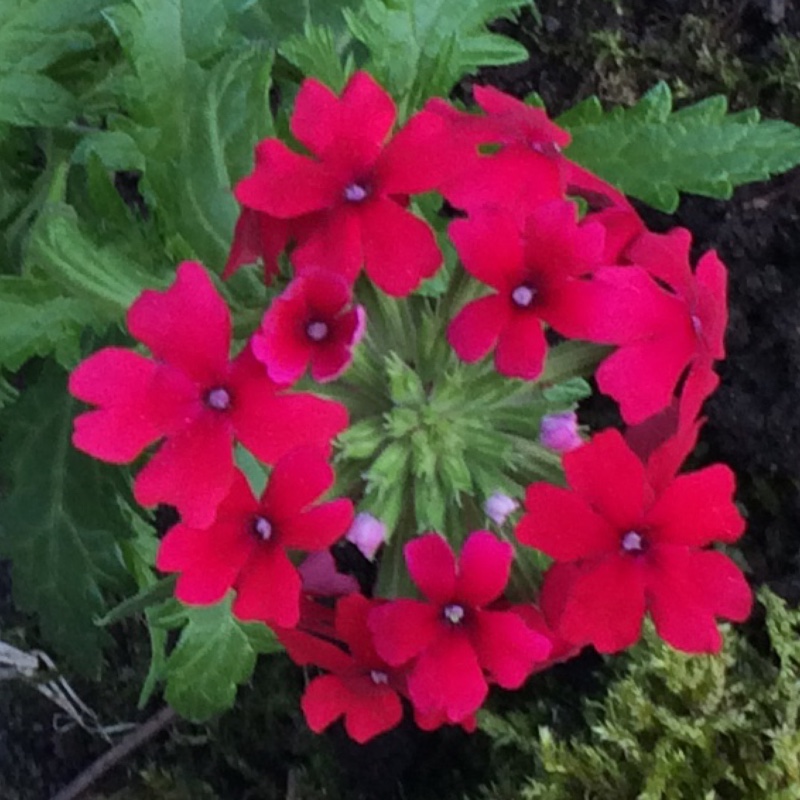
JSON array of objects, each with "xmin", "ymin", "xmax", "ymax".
[
  {"xmin": 346, "ymin": 513, "xmax": 386, "ymax": 561},
  {"xmin": 539, "ymin": 411, "xmax": 582, "ymax": 453},
  {"xmin": 484, "ymin": 493, "xmax": 519, "ymax": 526}
]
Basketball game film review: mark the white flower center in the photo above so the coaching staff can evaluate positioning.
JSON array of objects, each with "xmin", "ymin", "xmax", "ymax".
[
  {"xmin": 252, "ymin": 516, "xmax": 273, "ymax": 541},
  {"xmin": 443, "ymin": 603, "xmax": 465, "ymax": 625},
  {"xmin": 205, "ymin": 387, "xmax": 231, "ymax": 411},
  {"xmin": 512, "ymin": 285, "xmax": 537, "ymax": 308},
  {"xmin": 370, "ymin": 670, "xmax": 389, "ymax": 685},
  {"xmin": 621, "ymin": 530, "xmax": 645, "ymax": 553},
  {"xmin": 344, "ymin": 183, "xmax": 369, "ymax": 203},
  {"xmin": 306, "ymin": 320, "xmax": 329, "ymax": 342}
]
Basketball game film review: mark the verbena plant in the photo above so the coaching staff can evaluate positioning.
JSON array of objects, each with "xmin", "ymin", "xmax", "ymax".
[{"xmin": 2, "ymin": 0, "xmax": 800, "ymax": 744}]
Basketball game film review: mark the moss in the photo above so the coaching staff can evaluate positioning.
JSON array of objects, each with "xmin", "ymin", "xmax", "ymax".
[{"xmin": 472, "ymin": 590, "xmax": 800, "ymax": 799}]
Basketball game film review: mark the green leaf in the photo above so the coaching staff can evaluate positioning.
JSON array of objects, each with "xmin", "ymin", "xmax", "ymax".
[
  {"xmin": 0, "ymin": 275, "xmax": 98, "ymax": 370},
  {"xmin": 0, "ymin": 0, "xmax": 121, "ymax": 126},
  {"xmin": 560, "ymin": 81, "xmax": 800, "ymax": 213},
  {"xmin": 344, "ymin": 0, "xmax": 529, "ymax": 109},
  {"xmin": 107, "ymin": 2, "xmax": 274, "ymax": 268},
  {"xmin": 0, "ymin": 365, "xmax": 131, "ymax": 676},
  {"xmin": 161, "ymin": 596, "xmax": 280, "ymax": 721},
  {"xmin": 239, "ymin": 0, "xmax": 360, "ymax": 47},
  {"xmin": 279, "ymin": 23, "xmax": 354, "ymax": 90}
]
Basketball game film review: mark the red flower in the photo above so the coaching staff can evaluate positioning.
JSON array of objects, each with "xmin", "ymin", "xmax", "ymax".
[
  {"xmin": 251, "ymin": 270, "xmax": 365, "ymax": 385},
  {"xmin": 279, "ymin": 594, "xmax": 405, "ymax": 743},
  {"xmin": 235, "ymin": 71, "xmax": 457, "ymax": 297},
  {"xmin": 516, "ymin": 429, "xmax": 752, "ymax": 654},
  {"xmin": 594, "ymin": 228, "xmax": 728, "ymax": 424},
  {"xmin": 447, "ymin": 201, "xmax": 622, "ymax": 379},
  {"xmin": 369, "ymin": 532, "xmax": 552, "ymax": 723},
  {"xmin": 69, "ymin": 262, "xmax": 348, "ymax": 527},
  {"xmin": 156, "ymin": 448, "xmax": 353, "ymax": 627}
]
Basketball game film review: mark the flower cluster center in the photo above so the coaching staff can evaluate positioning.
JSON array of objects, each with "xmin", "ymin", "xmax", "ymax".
[
  {"xmin": 511, "ymin": 284, "xmax": 537, "ymax": 308},
  {"xmin": 344, "ymin": 182, "xmax": 369, "ymax": 203},
  {"xmin": 205, "ymin": 386, "xmax": 232, "ymax": 411},
  {"xmin": 621, "ymin": 530, "xmax": 646, "ymax": 554},
  {"xmin": 252, "ymin": 515, "xmax": 273, "ymax": 542},
  {"xmin": 443, "ymin": 603, "xmax": 466, "ymax": 625},
  {"xmin": 306, "ymin": 320, "xmax": 330, "ymax": 342}
]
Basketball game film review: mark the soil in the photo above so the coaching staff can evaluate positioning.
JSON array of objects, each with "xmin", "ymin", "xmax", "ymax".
[{"xmin": 4, "ymin": 1, "xmax": 800, "ymax": 798}]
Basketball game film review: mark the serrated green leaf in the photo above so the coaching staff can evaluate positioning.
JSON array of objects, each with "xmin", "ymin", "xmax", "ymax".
[
  {"xmin": 560, "ymin": 81, "xmax": 800, "ymax": 213},
  {"xmin": 279, "ymin": 23, "xmax": 353, "ymax": 90},
  {"xmin": 239, "ymin": 0, "xmax": 360, "ymax": 47},
  {"xmin": 163, "ymin": 596, "xmax": 276, "ymax": 720},
  {"xmin": 0, "ymin": 275, "xmax": 99, "ymax": 370},
  {"xmin": 0, "ymin": 365, "xmax": 131, "ymax": 676},
  {"xmin": 344, "ymin": 0, "xmax": 529, "ymax": 109}
]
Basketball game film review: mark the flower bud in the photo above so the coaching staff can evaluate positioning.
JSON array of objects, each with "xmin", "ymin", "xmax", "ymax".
[
  {"xmin": 539, "ymin": 411, "xmax": 582, "ymax": 453},
  {"xmin": 484, "ymin": 493, "xmax": 519, "ymax": 526},
  {"xmin": 346, "ymin": 513, "xmax": 386, "ymax": 561}
]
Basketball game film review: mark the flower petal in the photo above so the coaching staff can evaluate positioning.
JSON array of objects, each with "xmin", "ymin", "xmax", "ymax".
[
  {"xmin": 280, "ymin": 499, "xmax": 354, "ymax": 551},
  {"xmin": 407, "ymin": 632, "xmax": 487, "ymax": 721},
  {"xmin": 260, "ymin": 446, "xmax": 334, "ymax": 521},
  {"xmin": 494, "ymin": 313, "xmax": 547, "ymax": 380},
  {"xmin": 646, "ymin": 464, "xmax": 745, "ymax": 546},
  {"xmin": 646, "ymin": 547, "xmax": 752, "ymax": 654},
  {"xmin": 449, "ymin": 212, "xmax": 524, "ymax": 290},
  {"xmin": 447, "ymin": 294, "xmax": 506, "ymax": 363},
  {"xmin": 133, "ymin": 413, "xmax": 234, "ymax": 529},
  {"xmin": 473, "ymin": 609, "xmax": 552, "ymax": 688},
  {"xmin": 233, "ymin": 545, "xmax": 302, "ymax": 627},
  {"xmin": 360, "ymin": 199, "xmax": 441, "ymax": 297},
  {"xmin": 517, "ymin": 483, "xmax": 619, "ymax": 561},
  {"xmin": 405, "ymin": 534, "xmax": 457, "ymax": 604},
  {"xmin": 235, "ymin": 139, "xmax": 340, "ymax": 217},
  {"xmin": 369, "ymin": 599, "xmax": 440, "ymax": 666},
  {"xmin": 542, "ymin": 557, "xmax": 646, "ymax": 653},
  {"xmin": 455, "ymin": 530, "xmax": 513, "ymax": 607},
  {"xmin": 563, "ymin": 429, "xmax": 648, "ymax": 531},
  {"xmin": 127, "ymin": 262, "xmax": 231, "ymax": 385},
  {"xmin": 229, "ymin": 347, "xmax": 348, "ymax": 463}
]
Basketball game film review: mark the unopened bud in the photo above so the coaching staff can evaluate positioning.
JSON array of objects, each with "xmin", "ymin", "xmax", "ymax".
[
  {"xmin": 539, "ymin": 411, "xmax": 582, "ymax": 453},
  {"xmin": 346, "ymin": 513, "xmax": 386, "ymax": 561},
  {"xmin": 484, "ymin": 493, "xmax": 519, "ymax": 526}
]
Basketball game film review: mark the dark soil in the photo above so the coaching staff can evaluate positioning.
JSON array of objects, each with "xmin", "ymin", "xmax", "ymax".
[{"xmin": 5, "ymin": 1, "xmax": 800, "ymax": 799}]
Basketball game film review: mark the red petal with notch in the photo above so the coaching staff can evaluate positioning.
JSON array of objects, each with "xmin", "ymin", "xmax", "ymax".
[
  {"xmin": 360, "ymin": 198, "xmax": 441, "ymax": 297},
  {"xmin": 646, "ymin": 547, "xmax": 752, "ymax": 654},
  {"xmin": 291, "ymin": 204, "xmax": 364, "ymax": 284},
  {"xmin": 646, "ymin": 464, "xmax": 744, "ymax": 546},
  {"xmin": 449, "ymin": 212, "xmax": 524, "ymax": 289},
  {"xmin": 455, "ymin": 530, "xmax": 513, "ymax": 607},
  {"xmin": 517, "ymin": 483, "xmax": 619, "ymax": 561},
  {"xmin": 542, "ymin": 557, "xmax": 646, "ymax": 653},
  {"xmin": 472, "ymin": 609, "xmax": 552, "ymax": 688},
  {"xmin": 260, "ymin": 447, "xmax": 334, "ymax": 521},
  {"xmin": 405, "ymin": 534, "xmax": 457, "ymax": 604},
  {"xmin": 563, "ymin": 429, "xmax": 648, "ymax": 531},
  {"xmin": 407, "ymin": 632, "xmax": 487, "ymax": 721},
  {"xmin": 235, "ymin": 139, "xmax": 340, "ymax": 217},
  {"xmin": 133, "ymin": 412, "xmax": 235, "ymax": 529},
  {"xmin": 127, "ymin": 262, "xmax": 231, "ymax": 385},
  {"xmin": 279, "ymin": 499, "xmax": 354, "ymax": 551},
  {"xmin": 229, "ymin": 347, "xmax": 348, "ymax": 463},
  {"xmin": 447, "ymin": 294, "xmax": 507, "ymax": 363},
  {"xmin": 494, "ymin": 313, "xmax": 547, "ymax": 380},
  {"xmin": 233, "ymin": 545, "xmax": 302, "ymax": 627}
]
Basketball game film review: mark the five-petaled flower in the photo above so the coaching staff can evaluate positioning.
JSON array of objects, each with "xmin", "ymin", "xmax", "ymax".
[
  {"xmin": 235, "ymin": 70, "xmax": 459, "ymax": 297},
  {"xmin": 447, "ymin": 201, "xmax": 628, "ymax": 379},
  {"xmin": 68, "ymin": 262, "xmax": 348, "ymax": 527},
  {"xmin": 516, "ymin": 429, "xmax": 752, "ymax": 654},
  {"xmin": 369, "ymin": 531, "xmax": 552, "ymax": 723},
  {"xmin": 279, "ymin": 594, "xmax": 405, "ymax": 743},
  {"xmin": 156, "ymin": 447, "xmax": 354, "ymax": 628},
  {"xmin": 252, "ymin": 269, "xmax": 365, "ymax": 385}
]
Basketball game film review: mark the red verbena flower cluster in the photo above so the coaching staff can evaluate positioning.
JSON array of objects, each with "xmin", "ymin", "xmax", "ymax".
[{"xmin": 69, "ymin": 70, "xmax": 752, "ymax": 743}]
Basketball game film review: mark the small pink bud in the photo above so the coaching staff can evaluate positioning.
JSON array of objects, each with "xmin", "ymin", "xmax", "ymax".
[
  {"xmin": 346, "ymin": 513, "xmax": 386, "ymax": 561},
  {"xmin": 484, "ymin": 493, "xmax": 519, "ymax": 525},
  {"xmin": 539, "ymin": 411, "xmax": 582, "ymax": 453}
]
